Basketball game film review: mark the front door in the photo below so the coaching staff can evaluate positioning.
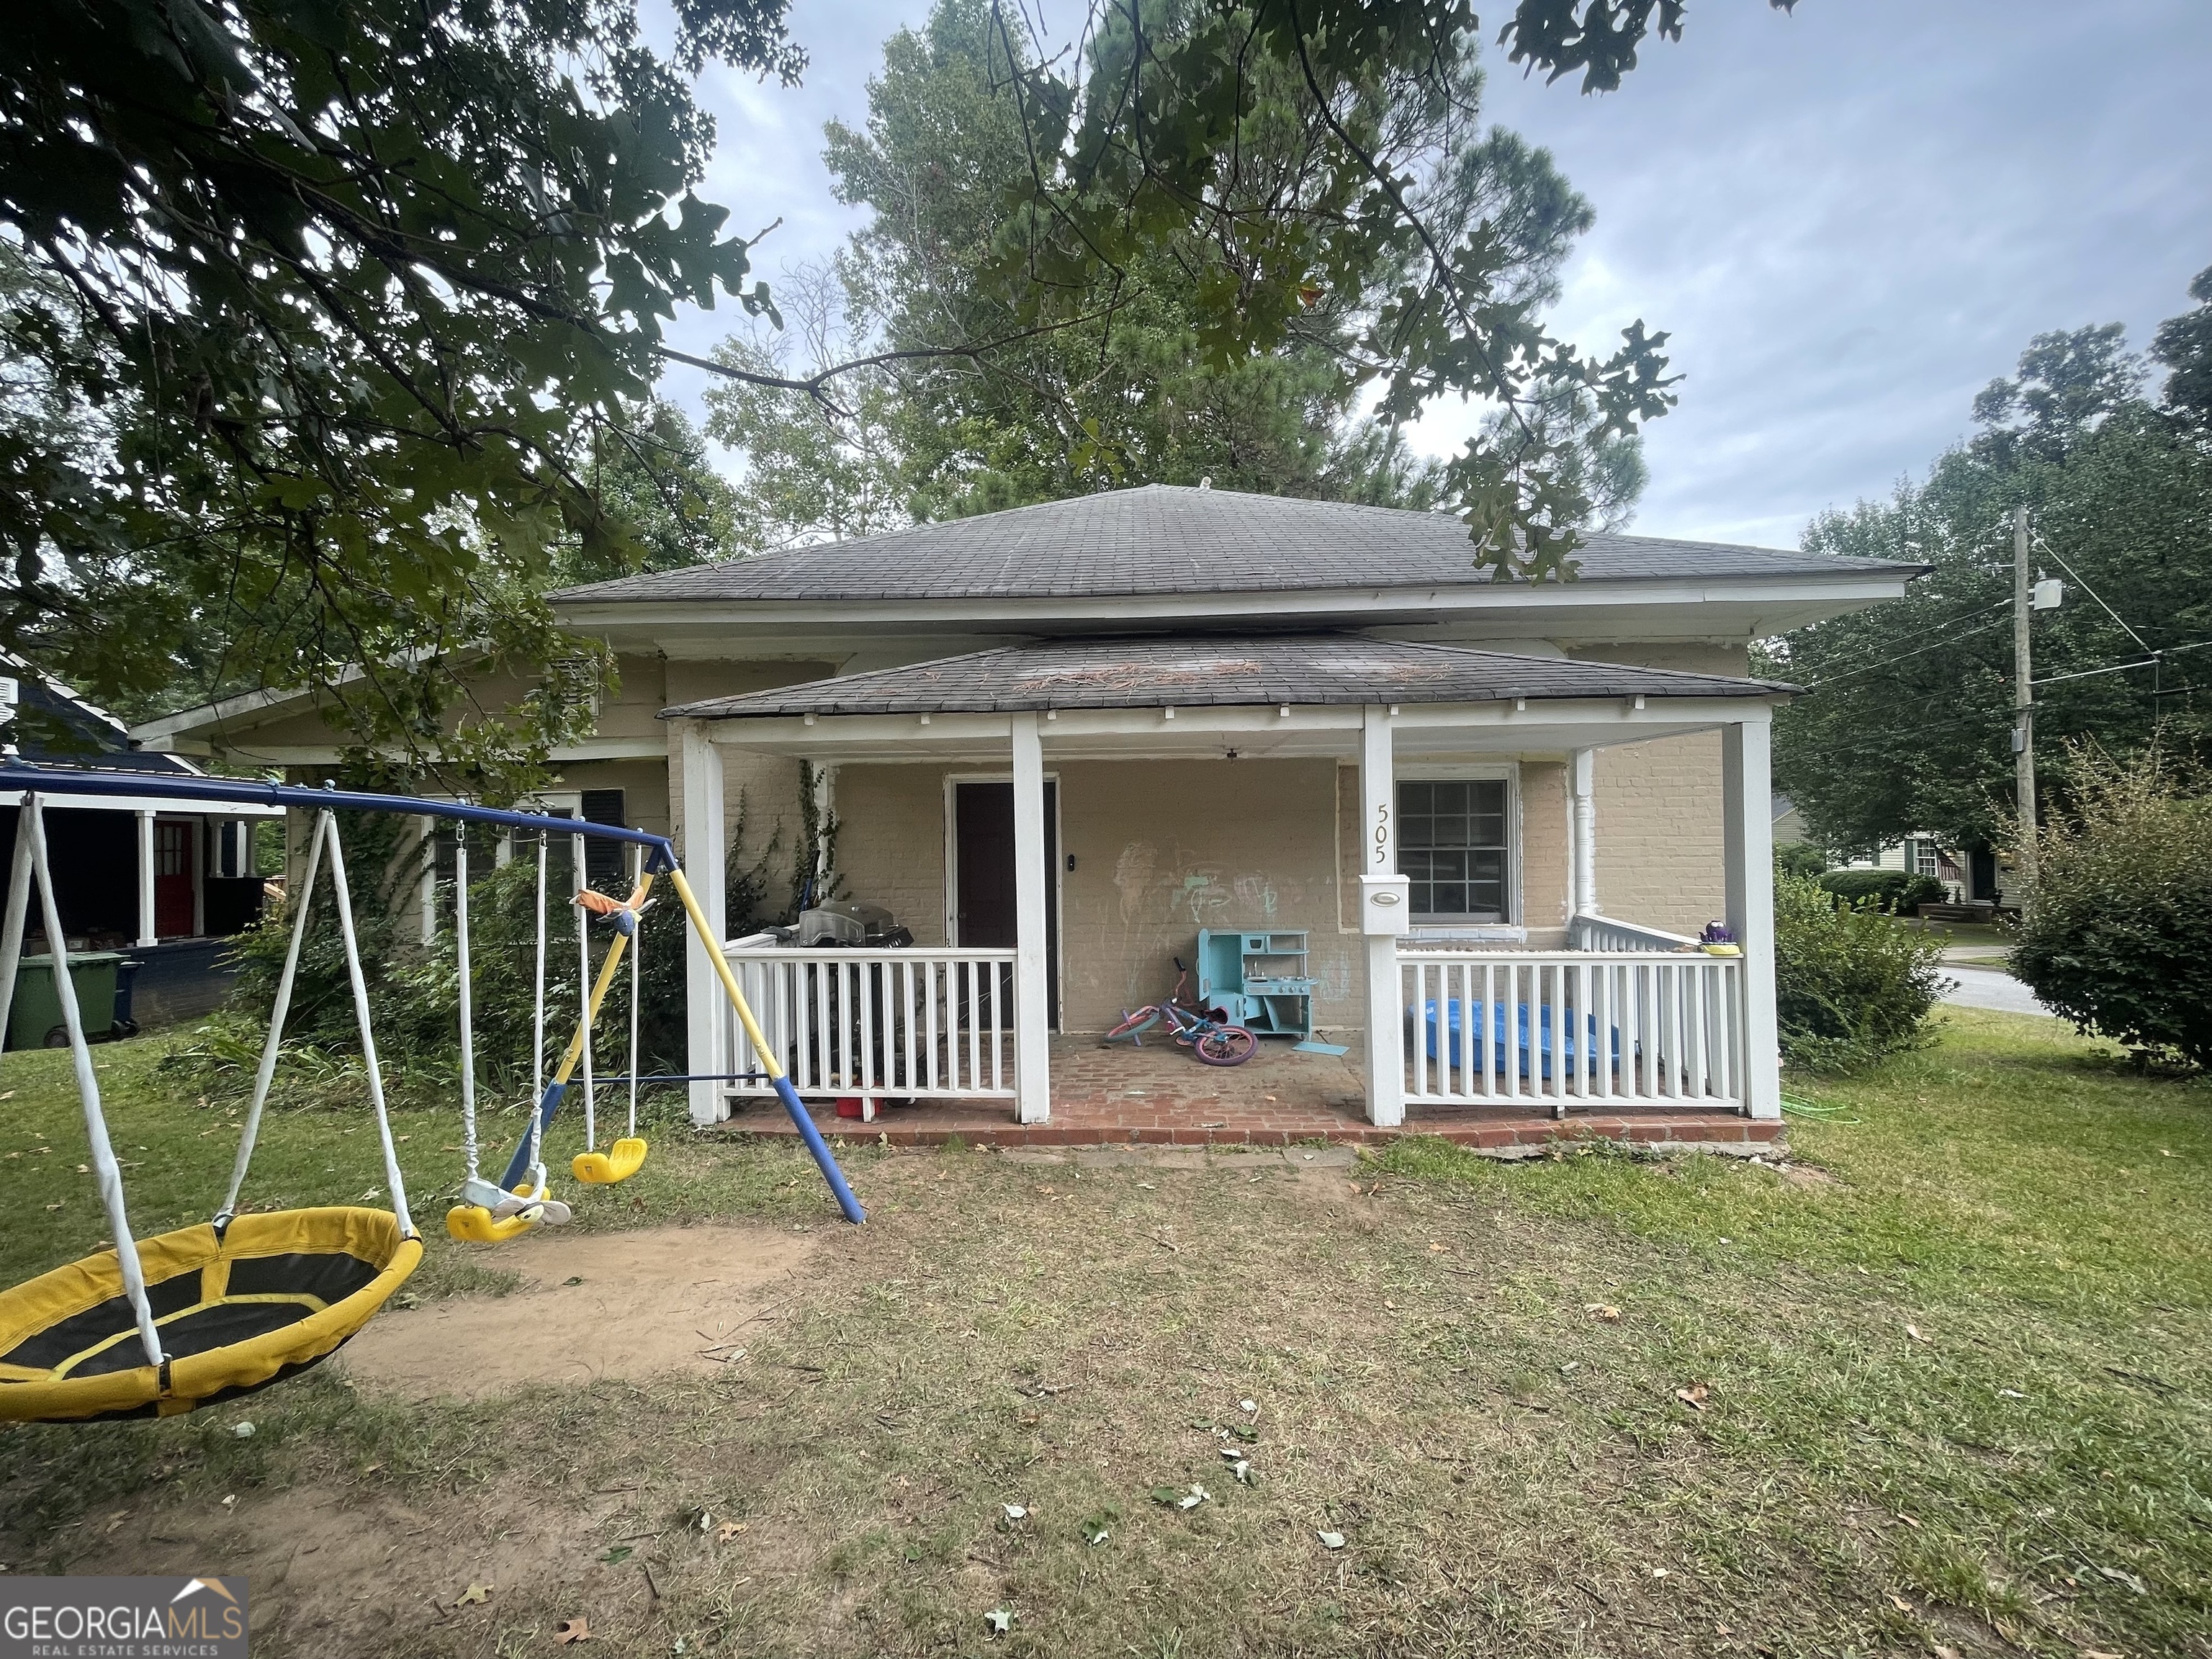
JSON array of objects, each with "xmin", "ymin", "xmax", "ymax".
[
  {"xmin": 953, "ymin": 780, "xmax": 1059, "ymax": 1028},
  {"xmin": 154, "ymin": 818, "xmax": 197, "ymax": 938}
]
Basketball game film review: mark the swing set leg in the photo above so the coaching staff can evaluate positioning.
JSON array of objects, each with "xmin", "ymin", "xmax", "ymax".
[
  {"xmin": 667, "ymin": 868, "xmax": 866, "ymax": 1226},
  {"xmin": 490, "ymin": 866, "xmax": 866, "ymax": 1226}
]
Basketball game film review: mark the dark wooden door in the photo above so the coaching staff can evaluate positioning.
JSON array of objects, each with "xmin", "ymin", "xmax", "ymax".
[
  {"xmin": 154, "ymin": 818, "xmax": 196, "ymax": 938},
  {"xmin": 953, "ymin": 781, "xmax": 1058, "ymax": 1027}
]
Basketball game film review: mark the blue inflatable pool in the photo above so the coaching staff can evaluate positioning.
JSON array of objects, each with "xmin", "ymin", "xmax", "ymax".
[{"xmin": 1411, "ymin": 999, "xmax": 1620, "ymax": 1079}]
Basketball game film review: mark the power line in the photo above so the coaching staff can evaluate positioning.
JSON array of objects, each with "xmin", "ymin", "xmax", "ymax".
[
  {"xmin": 2029, "ymin": 636, "xmax": 2212, "ymax": 688},
  {"xmin": 1800, "ymin": 615, "xmax": 2010, "ymax": 691},
  {"xmin": 2031, "ymin": 534, "xmax": 2154, "ymax": 654}
]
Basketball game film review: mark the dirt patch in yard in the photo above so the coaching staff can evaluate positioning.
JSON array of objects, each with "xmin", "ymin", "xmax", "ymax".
[{"xmin": 338, "ymin": 1223, "xmax": 818, "ymax": 1400}]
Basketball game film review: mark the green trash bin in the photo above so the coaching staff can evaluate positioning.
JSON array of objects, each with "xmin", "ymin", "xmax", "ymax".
[{"xmin": 7, "ymin": 951, "xmax": 125, "ymax": 1051}]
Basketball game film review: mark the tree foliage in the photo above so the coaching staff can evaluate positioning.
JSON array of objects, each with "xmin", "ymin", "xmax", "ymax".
[
  {"xmin": 1, "ymin": 0, "xmax": 1735, "ymax": 769},
  {"xmin": 1, "ymin": 0, "xmax": 803, "ymax": 787},
  {"xmin": 709, "ymin": 0, "xmax": 1642, "ymax": 541},
  {"xmin": 1768, "ymin": 270, "xmax": 2212, "ymax": 857}
]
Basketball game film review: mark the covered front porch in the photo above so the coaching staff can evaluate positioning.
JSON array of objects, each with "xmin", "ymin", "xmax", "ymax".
[{"xmin": 668, "ymin": 637, "xmax": 1784, "ymax": 1138}]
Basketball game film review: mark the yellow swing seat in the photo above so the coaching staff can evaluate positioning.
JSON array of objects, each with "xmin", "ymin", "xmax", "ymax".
[
  {"xmin": 0, "ymin": 1208, "xmax": 421, "ymax": 1424},
  {"xmin": 444, "ymin": 1178, "xmax": 562, "ymax": 1244},
  {"xmin": 572, "ymin": 1136, "xmax": 648, "ymax": 1184}
]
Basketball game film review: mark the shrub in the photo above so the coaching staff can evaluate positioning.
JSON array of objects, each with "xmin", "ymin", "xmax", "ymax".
[
  {"xmin": 1775, "ymin": 842, "xmax": 1830, "ymax": 881},
  {"xmin": 2009, "ymin": 749, "xmax": 2212, "ymax": 1069},
  {"xmin": 1816, "ymin": 868, "xmax": 1945, "ymax": 913},
  {"xmin": 1774, "ymin": 872, "xmax": 1948, "ymax": 1073}
]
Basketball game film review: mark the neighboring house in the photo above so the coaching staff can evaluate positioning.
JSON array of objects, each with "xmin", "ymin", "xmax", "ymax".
[
  {"xmin": 1, "ymin": 666, "xmax": 283, "ymax": 1040},
  {"xmin": 136, "ymin": 485, "xmax": 1921, "ymax": 1133},
  {"xmin": 1771, "ymin": 793, "xmax": 1811, "ymax": 848},
  {"xmin": 1836, "ymin": 837, "xmax": 1997, "ymax": 905}
]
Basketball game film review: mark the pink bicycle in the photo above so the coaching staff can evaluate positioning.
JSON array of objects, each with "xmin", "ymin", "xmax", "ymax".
[{"xmin": 1102, "ymin": 958, "xmax": 1259, "ymax": 1066}]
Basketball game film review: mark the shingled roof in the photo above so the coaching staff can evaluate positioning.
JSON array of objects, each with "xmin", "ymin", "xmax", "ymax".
[
  {"xmin": 559, "ymin": 484, "xmax": 1915, "ymax": 607},
  {"xmin": 663, "ymin": 636, "xmax": 1796, "ymax": 720}
]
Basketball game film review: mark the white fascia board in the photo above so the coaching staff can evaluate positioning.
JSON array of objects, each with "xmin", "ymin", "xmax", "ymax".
[
  {"xmin": 187, "ymin": 737, "xmax": 669, "ymax": 768},
  {"xmin": 554, "ymin": 572, "xmax": 1913, "ymax": 643},
  {"xmin": 129, "ymin": 642, "xmax": 490, "ymax": 744},
  {"xmin": 698, "ymin": 696, "xmax": 1780, "ymax": 761}
]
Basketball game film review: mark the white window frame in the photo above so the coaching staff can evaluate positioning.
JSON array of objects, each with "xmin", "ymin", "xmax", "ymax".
[{"xmin": 1394, "ymin": 762, "xmax": 1523, "ymax": 941}]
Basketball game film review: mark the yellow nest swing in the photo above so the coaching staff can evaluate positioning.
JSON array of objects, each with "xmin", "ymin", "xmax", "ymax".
[{"xmin": 0, "ymin": 799, "xmax": 421, "ymax": 1424}]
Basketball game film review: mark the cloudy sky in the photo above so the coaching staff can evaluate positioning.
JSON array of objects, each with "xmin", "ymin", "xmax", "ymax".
[{"xmin": 654, "ymin": 0, "xmax": 2212, "ymax": 548}]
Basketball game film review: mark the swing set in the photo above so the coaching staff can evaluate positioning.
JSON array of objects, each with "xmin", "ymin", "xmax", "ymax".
[{"xmin": 0, "ymin": 768, "xmax": 862, "ymax": 1425}]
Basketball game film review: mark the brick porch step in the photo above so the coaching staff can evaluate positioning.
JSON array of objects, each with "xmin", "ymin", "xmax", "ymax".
[{"xmin": 710, "ymin": 1096, "xmax": 1783, "ymax": 1154}]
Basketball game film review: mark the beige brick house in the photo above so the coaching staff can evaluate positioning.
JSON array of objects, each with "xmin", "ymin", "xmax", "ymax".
[{"xmin": 137, "ymin": 486, "xmax": 1918, "ymax": 1135}]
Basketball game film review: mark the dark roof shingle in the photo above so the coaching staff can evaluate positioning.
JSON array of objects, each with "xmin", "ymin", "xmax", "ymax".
[
  {"xmin": 663, "ymin": 636, "xmax": 1795, "ymax": 719},
  {"xmin": 559, "ymin": 484, "xmax": 1915, "ymax": 607}
]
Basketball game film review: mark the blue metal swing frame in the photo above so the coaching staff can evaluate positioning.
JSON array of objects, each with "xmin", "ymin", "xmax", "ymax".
[{"xmin": 0, "ymin": 765, "xmax": 863, "ymax": 1223}]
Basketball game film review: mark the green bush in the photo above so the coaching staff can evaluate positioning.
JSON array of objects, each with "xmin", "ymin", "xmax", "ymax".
[
  {"xmin": 1774, "ymin": 873, "xmax": 1948, "ymax": 1073},
  {"xmin": 2009, "ymin": 751, "xmax": 2212, "ymax": 1069},
  {"xmin": 1775, "ymin": 842, "xmax": 1830, "ymax": 880},
  {"xmin": 1816, "ymin": 868, "xmax": 1945, "ymax": 913}
]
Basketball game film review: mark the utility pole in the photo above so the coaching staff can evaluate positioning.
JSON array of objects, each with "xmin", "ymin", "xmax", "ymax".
[{"xmin": 2013, "ymin": 503, "xmax": 2037, "ymax": 891}]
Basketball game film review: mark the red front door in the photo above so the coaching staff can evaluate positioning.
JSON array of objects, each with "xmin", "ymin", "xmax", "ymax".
[{"xmin": 155, "ymin": 819, "xmax": 197, "ymax": 938}]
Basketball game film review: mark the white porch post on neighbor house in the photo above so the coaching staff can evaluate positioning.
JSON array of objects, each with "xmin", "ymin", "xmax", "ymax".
[
  {"xmin": 680, "ymin": 719, "xmax": 729, "ymax": 1126},
  {"xmin": 135, "ymin": 809, "xmax": 158, "ymax": 946},
  {"xmin": 1570, "ymin": 747, "xmax": 1599, "ymax": 917},
  {"xmin": 1723, "ymin": 718, "xmax": 1782, "ymax": 1120},
  {"xmin": 1010, "ymin": 711, "xmax": 1052, "ymax": 1123},
  {"xmin": 1359, "ymin": 704, "xmax": 1405, "ymax": 1127}
]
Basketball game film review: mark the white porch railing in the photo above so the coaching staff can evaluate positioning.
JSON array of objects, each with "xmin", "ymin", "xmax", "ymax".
[
  {"xmin": 1400, "ymin": 948, "xmax": 1745, "ymax": 1114},
  {"xmin": 1568, "ymin": 912, "xmax": 1702, "ymax": 953},
  {"xmin": 719, "ymin": 944, "xmax": 1020, "ymax": 1117}
]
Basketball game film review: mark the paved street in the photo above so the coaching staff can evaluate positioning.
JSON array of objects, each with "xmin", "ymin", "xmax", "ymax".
[{"xmin": 1939, "ymin": 962, "xmax": 2056, "ymax": 1017}]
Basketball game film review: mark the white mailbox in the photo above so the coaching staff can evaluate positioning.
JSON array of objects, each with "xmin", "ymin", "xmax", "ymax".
[{"xmin": 1360, "ymin": 874, "xmax": 1411, "ymax": 936}]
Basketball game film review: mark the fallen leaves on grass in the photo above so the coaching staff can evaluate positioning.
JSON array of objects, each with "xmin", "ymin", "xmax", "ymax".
[
  {"xmin": 1586, "ymin": 1303, "xmax": 1622, "ymax": 1322},
  {"xmin": 599, "ymin": 1546, "xmax": 632, "ymax": 1566},
  {"xmin": 1317, "ymin": 1531, "xmax": 1346, "ymax": 1550},
  {"xmin": 553, "ymin": 1615, "xmax": 592, "ymax": 1644},
  {"xmin": 984, "ymin": 1606, "xmax": 1012, "ymax": 1637},
  {"xmin": 1673, "ymin": 1385, "xmax": 1709, "ymax": 1411},
  {"xmin": 1081, "ymin": 1509, "xmax": 1115, "ymax": 1547},
  {"xmin": 454, "ymin": 1584, "xmax": 493, "ymax": 1607},
  {"xmin": 1906, "ymin": 1323, "xmax": 1930, "ymax": 1344},
  {"xmin": 715, "ymin": 1522, "xmax": 745, "ymax": 1544}
]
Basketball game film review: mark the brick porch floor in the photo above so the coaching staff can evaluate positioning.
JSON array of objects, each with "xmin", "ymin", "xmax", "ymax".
[{"xmin": 711, "ymin": 1033, "xmax": 1782, "ymax": 1154}]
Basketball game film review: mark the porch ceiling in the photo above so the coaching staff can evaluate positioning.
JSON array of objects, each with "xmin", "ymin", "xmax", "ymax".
[{"xmin": 667, "ymin": 635, "xmax": 1789, "ymax": 761}]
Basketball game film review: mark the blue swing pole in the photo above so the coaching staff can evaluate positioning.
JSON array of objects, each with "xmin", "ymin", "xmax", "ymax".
[{"xmin": 665, "ymin": 866, "xmax": 866, "ymax": 1226}]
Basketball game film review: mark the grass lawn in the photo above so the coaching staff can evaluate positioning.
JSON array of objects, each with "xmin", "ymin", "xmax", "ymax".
[{"xmin": 1, "ymin": 1010, "xmax": 2208, "ymax": 1656}]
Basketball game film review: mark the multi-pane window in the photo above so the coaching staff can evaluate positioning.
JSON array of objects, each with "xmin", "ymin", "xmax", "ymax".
[{"xmin": 1398, "ymin": 778, "xmax": 1510, "ymax": 922}]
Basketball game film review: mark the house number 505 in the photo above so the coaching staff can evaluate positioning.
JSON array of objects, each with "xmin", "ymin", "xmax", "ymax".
[{"xmin": 1373, "ymin": 803, "xmax": 1391, "ymax": 865}]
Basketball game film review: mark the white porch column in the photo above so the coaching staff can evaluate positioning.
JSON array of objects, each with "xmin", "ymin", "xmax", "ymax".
[
  {"xmin": 135, "ymin": 810, "xmax": 157, "ymax": 946},
  {"xmin": 1359, "ymin": 705, "xmax": 1404, "ymax": 1127},
  {"xmin": 679, "ymin": 720, "xmax": 729, "ymax": 1126},
  {"xmin": 1010, "ymin": 711, "xmax": 1052, "ymax": 1123},
  {"xmin": 1723, "ymin": 719, "xmax": 1781, "ymax": 1120},
  {"xmin": 1570, "ymin": 748, "xmax": 1599, "ymax": 920}
]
